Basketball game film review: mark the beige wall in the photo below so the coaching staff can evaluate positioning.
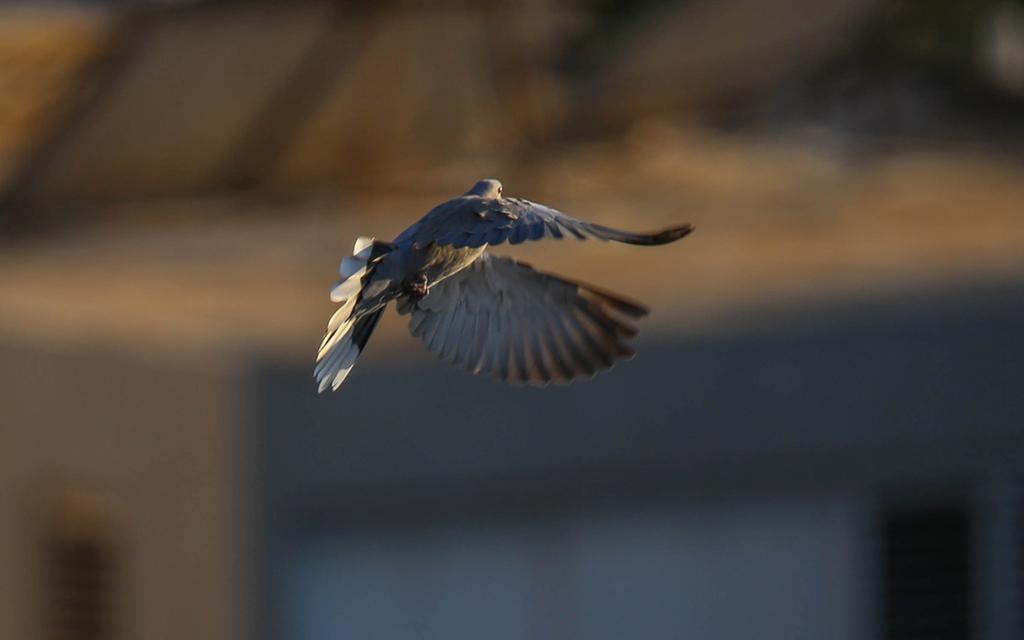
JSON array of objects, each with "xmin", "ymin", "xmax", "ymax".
[{"xmin": 0, "ymin": 344, "xmax": 245, "ymax": 640}]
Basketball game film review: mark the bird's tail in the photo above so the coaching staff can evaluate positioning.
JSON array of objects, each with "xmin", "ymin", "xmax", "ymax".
[{"xmin": 315, "ymin": 236, "xmax": 390, "ymax": 392}]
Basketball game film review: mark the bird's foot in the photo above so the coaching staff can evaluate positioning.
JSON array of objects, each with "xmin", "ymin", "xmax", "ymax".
[{"xmin": 404, "ymin": 274, "xmax": 429, "ymax": 300}]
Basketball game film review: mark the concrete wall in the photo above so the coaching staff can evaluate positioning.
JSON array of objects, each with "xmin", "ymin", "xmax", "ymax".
[
  {"xmin": 0, "ymin": 344, "xmax": 245, "ymax": 640},
  {"xmin": 3, "ymin": 275, "xmax": 1021, "ymax": 640},
  {"xmin": 278, "ymin": 497, "xmax": 869, "ymax": 640},
  {"xmin": 254, "ymin": 282, "xmax": 1024, "ymax": 640}
]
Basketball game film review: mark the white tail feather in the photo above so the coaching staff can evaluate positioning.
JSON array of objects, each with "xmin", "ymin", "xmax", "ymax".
[
  {"xmin": 315, "ymin": 322, "xmax": 359, "ymax": 391},
  {"xmin": 340, "ymin": 255, "xmax": 366, "ymax": 277},
  {"xmin": 316, "ymin": 235, "xmax": 388, "ymax": 392},
  {"xmin": 319, "ymin": 317, "xmax": 351, "ymax": 357},
  {"xmin": 326, "ymin": 298, "xmax": 357, "ymax": 334},
  {"xmin": 330, "ymin": 273, "xmax": 365, "ymax": 302},
  {"xmin": 330, "ymin": 236, "xmax": 376, "ymax": 301},
  {"xmin": 353, "ymin": 236, "xmax": 374, "ymax": 255}
]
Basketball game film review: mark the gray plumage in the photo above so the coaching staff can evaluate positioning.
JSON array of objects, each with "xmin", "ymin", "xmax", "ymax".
[{"xmin": 315, "ymin": 178, "xmax": 693, "ymax": 392}]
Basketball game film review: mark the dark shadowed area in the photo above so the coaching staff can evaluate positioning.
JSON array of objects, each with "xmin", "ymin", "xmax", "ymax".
[{"xmin": 2, "ymin": 1, "xmax": 1024, "ymax": 639}]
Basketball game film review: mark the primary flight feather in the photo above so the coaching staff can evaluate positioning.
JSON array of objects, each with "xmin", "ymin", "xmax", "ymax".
[{"xmin": 315, "ymin": 178, "xmax": 693, "ymax": 392}]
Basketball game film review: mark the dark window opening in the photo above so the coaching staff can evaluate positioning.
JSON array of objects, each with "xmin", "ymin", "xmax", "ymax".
[
  {"xmin": 45, "ymin": 492, "xmax": 116, "ymax": 640},
  {"xmin": 881, "ymin": 505, "xmax": 972, "ymax": 640}
]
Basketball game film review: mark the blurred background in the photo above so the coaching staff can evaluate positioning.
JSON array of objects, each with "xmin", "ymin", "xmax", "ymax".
[{"xmin": 1, "ymin": 0, "xmax": 1023, "ymax": 639}]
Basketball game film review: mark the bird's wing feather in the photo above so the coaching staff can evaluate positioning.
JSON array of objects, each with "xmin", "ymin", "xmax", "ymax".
[
  {"xmin": 402, "ymin": 253, "xmax": 649, "ymax": 385},
  {"xmin": 406, "ymin": 196, "xmax": 692, "ymax": 249}
]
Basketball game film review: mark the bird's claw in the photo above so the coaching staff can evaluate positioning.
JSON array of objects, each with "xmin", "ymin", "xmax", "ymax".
[{"xmin": 404, "ymin": 274, "xmax": 429, "ymax": 300}]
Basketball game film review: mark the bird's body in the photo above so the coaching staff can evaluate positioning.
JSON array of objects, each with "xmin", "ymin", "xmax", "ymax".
[{"xmin": 316, "ymin": 179, "xmax": 693, "ymax": 392}]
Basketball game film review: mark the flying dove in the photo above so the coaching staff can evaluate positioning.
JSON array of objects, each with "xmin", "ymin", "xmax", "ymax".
[{"xmin": 315, "ymin": 179, "xmax": 693, "ymax": 392}]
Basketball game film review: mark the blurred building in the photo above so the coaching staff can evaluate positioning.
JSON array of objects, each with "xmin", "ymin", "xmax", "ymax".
[
  {"xmin": 0, "ymin": 0, "xmax": 575, "ymax": 211},
  {"xmin": 0, "ymin": 0, "xmax": 893, "ymax": 210},
  {"xmin": 4, "ymin": 255, "xmax": 1024, "ymax": 640},
  {"xmin": 2, "ymin": 1, "xmax": 1024, "ymax": 640},
  {"xmin": 256, "ymin": 290, "xmax": 1024, "ymax": 640}
]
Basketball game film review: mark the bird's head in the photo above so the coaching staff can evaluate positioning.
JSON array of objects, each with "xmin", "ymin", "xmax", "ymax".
[{"xmin": 466, "ymin": 178, "xmax": 503, "ymax": 199}]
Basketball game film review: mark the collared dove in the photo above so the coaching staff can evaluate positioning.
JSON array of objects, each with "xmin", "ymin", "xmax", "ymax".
[{"xmin": 315, "ymin": 178, "xmax": 693, "ymax": 392}]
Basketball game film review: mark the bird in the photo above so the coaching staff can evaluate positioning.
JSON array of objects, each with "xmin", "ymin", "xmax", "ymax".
[{"xmin": 315, "ymin": 178, "xmax": 693, "ymax": 392}]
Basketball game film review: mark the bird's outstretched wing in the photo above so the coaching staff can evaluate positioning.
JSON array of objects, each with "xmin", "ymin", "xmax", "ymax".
[
  {"xmin": 407, "ymin": 197, "xmax": 692, "ymax": 249},
  {"xmin": 398, "ymin": 253, "xmax": 649, "ymax": 385}
]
